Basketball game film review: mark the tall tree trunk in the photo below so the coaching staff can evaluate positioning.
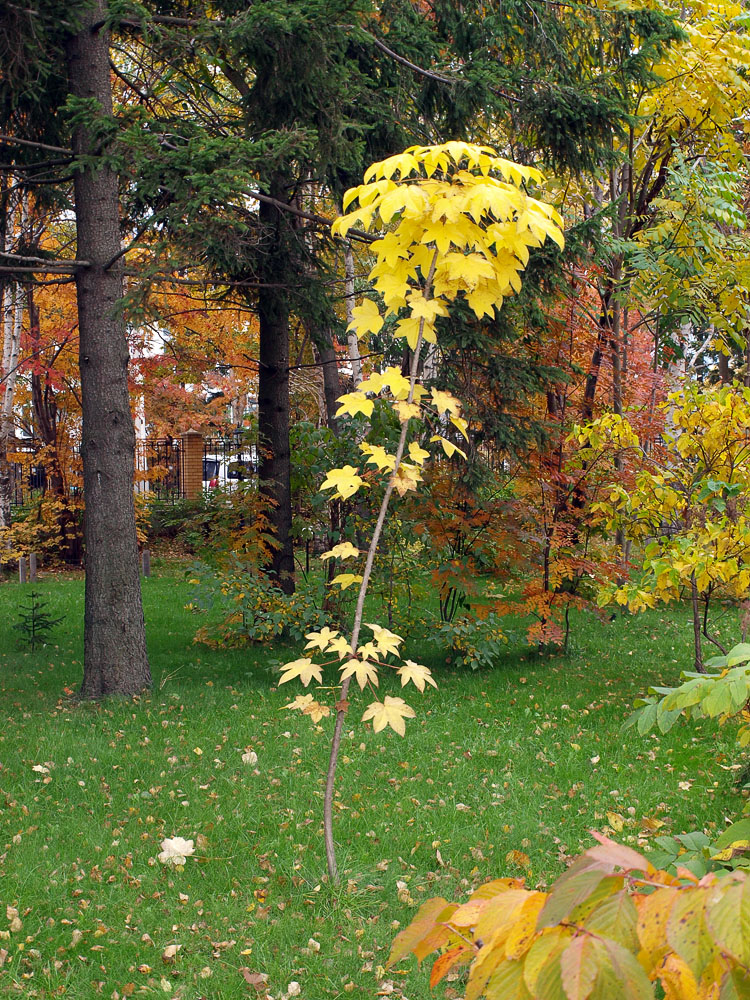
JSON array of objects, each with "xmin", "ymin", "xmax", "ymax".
[
  {"xmin": 313, "ymin": 328, "xmax": 341, "ymax": 435},
  {"xmin": 0, "ymin": 191, "xmax": 25, "ymax": 530},
  {"xmin": 257, "ymin": 179, "xmax": 295, "ymax": 593},
  {"xmin": 66, "ymin": 1, "xmax": 151, "ymax": 697}
]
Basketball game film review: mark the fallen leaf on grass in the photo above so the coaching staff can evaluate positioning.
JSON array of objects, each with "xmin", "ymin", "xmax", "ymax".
[
  {"xmin": 240, "ymin": 968, "xmax": 269, "ymax": 991},
  {"xmin": 607, "ymin": 811, "xmax": 625, "ymax": 832},
  {"xmin": 158, "ymin": 836, "xmax": 195, "ymax": 865},
  {"xmin": 505, "ymin": 850, "xmax": 531, "ymax": 870}
]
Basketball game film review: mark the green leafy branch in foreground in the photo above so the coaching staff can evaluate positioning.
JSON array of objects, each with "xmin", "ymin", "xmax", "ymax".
[{"xmin": 626, "ymin": 641, "xmax": 750, "ymax": 748}]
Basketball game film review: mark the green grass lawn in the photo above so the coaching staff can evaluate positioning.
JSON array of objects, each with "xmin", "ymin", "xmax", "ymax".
[{"xmin": 0, "ymin": 562, "xmax": 743, "ymax": 999}]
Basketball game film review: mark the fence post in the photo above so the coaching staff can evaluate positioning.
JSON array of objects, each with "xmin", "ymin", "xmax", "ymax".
[
  {"xmin": 179, "ymin": 429, "xmax": 204, "ymax": 500},
  {"xmin": 29, "ymin": 552, "xmax": 37, "ymax": 581},
  {"xmin": 141, "ymin": 548, "xmax": 151, "ymax": 577},
  {"xmin": 18, "ymin": 557, "xmax": 26, "ymax": 584}
]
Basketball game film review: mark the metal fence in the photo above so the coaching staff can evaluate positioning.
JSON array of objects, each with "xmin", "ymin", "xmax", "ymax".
[
  {"xmin": 7, "ymin": 441, "xmax": 64, "ymax": 514},
  {"xmin": 7, "ymin": 429, "xmax": 259, "ymax": 517},
  {"xmin": 135, "ymin": 437, "xmax": 181, "ymax": 501}
]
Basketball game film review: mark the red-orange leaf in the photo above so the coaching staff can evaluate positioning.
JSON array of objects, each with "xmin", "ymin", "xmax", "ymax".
[
  {"xmin": 430, "ymin": 945, "xmax": 472, "ymax": 988},
  {"xmin": 387, "ymin": 897, "xmax": 450, "ymax": 967}
]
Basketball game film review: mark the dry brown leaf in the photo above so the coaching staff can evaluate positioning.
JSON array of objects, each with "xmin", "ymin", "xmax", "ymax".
[{"xmin": 239, "ymin": 967, "xmax": 269, "ymax": 992}]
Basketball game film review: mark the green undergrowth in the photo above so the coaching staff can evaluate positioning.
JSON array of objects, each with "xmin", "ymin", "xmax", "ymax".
[{"xmin": 0, "ymin": 563, "xmax": 743, "ymax": 999}]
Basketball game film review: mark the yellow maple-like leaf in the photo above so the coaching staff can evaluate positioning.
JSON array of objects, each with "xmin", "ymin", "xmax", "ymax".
[
  {"xmin": 279, "ymin": 658, "xmax": 324, "ymax": 687},
  {"xmin": 361, "ymin": 695, "xmax": 416, "ymax": 736},
  {"xmin": 340, "ymin": 658, "xmax": 379, "ymax": 690},
  {"xmin": 304, "ymin": 626, "xmax": 340, "ymax": 652},
  {"xmin": 465, "ymin": 285, "xmax": 498, "ymax": 319},
  {"xmin": 319, "ymin": 541, "xmax": 360, "ymax": 561},
  {"xmin": 379, "ymin": 366, "xmax": 412, "ymax": 399},
  {"xmin": 418, "ymin": 218, "xmax": 455, "ymax": 254},
  {"xmin": 304, "ymin": 701, "xmax": 330, "ymax": 723},
  {"xmin": 409, "ymin": 296, "xmax": 449, "ymax": 324},
  {"xmin": 285, "ymin": 693, "xmax": 316, "ymax": 712},
  {"xmin": 330, "ymin": 573, "xmax": 363, "ymax": 590},
  {"xmin": 335, "ymin": 392, "xmax": 374, "ymax": 419},
  {"xmin": 356, "ymin": 640, "xmax": 381, "ymax": 662},
  {"xmin": 373, "ymin": 271, "xmax": 409, "ymax": 313},
  {"xmin": 331, "ymin": 204, "xmax": 376, "ymax": 237},
  {"xmin": 443, "ymin": 251, "xmax": 495, "ymax": 289},
  {"xmin": 347, "ymin": 298, "xmax": 383, "ymax": 338},
  {"xmin": 430, "ymin": 388, "xmax": 462, "ymax": 416},
  {"xmin": 285, "ymin": 693, "xmax": 330, "ymax": 723},
  {"xmin": 320, "ymin": 465, "xmax": 366, "ymax": 500},
  {"xmin": 393, "ymin": 401, "xmax": 421, "ymax": 423},
  {"xmin": 392, "ymin": 462, "xmax": 423, "ymax": 495},
  {"xmin": 329, "ymin": 635, "xmax": 354, "ymax": 660},
  {"xmin": 358, "ymin": 372, "xmax": 386, "ymax": 395},
  {"xmin": 365, "ymin": 623, "xmax": 404, "ymax": 657},
  {"xmin": 397, "ymin": 660, "xmax": 437, "ymax": 692},
  {"xmin": 430, "ymin": 434, "xmax": 467, "ymax": 460},
  {"xmin": 360, "ymin": 443, "xmax": 397, "ymax": 471},
  {"xmin": 364, "ymin": 150, "xmax": 419, "ymax": 182},
  {"xmin": 408, "ymin": 442, "xmax": 430, "ymax": 465},
  {"xmin": 395, "ymin": 315, "xmax": 425, "ymax": 350}
]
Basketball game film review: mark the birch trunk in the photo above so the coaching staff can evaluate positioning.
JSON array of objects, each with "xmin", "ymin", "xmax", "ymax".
[{"xmin": 0, "ymin": 192, "xmax": 26, "ymax": 530}]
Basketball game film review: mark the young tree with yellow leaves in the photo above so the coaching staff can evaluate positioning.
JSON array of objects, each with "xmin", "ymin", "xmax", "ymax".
[
  {"xmin": 588, "ymin": 385, "xmax": 750, "ymax": 672},
  {"xmin": 277, "ymin": 140, "xmax": 564, "ymax": 881}
]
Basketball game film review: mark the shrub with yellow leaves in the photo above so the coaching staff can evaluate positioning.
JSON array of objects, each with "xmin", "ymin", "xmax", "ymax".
[{"xmin": 278, "ymin": 140, "xmax": 563, "ymax": 882}]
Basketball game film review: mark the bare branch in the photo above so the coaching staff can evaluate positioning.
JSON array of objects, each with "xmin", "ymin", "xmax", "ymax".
[
  {"xmin": 0, "ymin": 251, "xmax": 89, "ymax": 268},
  {"xmin": 0, "ymin": 134, "xmax": 72, "ymax": 154}
]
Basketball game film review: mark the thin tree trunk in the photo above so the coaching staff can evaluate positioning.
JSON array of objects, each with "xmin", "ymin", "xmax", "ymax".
[
  {"xmin": 257, "ymin": 179, "xmax": 295, "ymax": 594},
  {"xmin": 66, "ymin": 0, "xmax": 151, "ymax": 697},
  {"xmin": 344, "ymin": 241, "xmax": 362, "ymax": 386},
  {"xmin": 323, "ymin": 249, "xmax": 438, "ymax": 883},
  {"xmin": 690, "ymin": 573, "xmax": 705, "ymax": 673},
  {"xmin": 611, "ymin": 300, "xmax": 628, "ymax": 573}
]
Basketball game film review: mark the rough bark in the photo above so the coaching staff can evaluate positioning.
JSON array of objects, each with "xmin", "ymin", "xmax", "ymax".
[
  {"xmin": 314, "ymin": 328, "xmax": 341, "ymax": 435},
  {"xmin": 257, "ymin": 181, "xmax": 295, "ymax": 593},
  {"xmin": 66, "ymin": 1, "xmax": 151, "ymax": 697}
]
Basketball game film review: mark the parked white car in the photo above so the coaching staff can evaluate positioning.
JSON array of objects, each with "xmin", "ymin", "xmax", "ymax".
[{"xmin": 202, "ymin": 452, "xmax": 256, "ymax": 489}]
